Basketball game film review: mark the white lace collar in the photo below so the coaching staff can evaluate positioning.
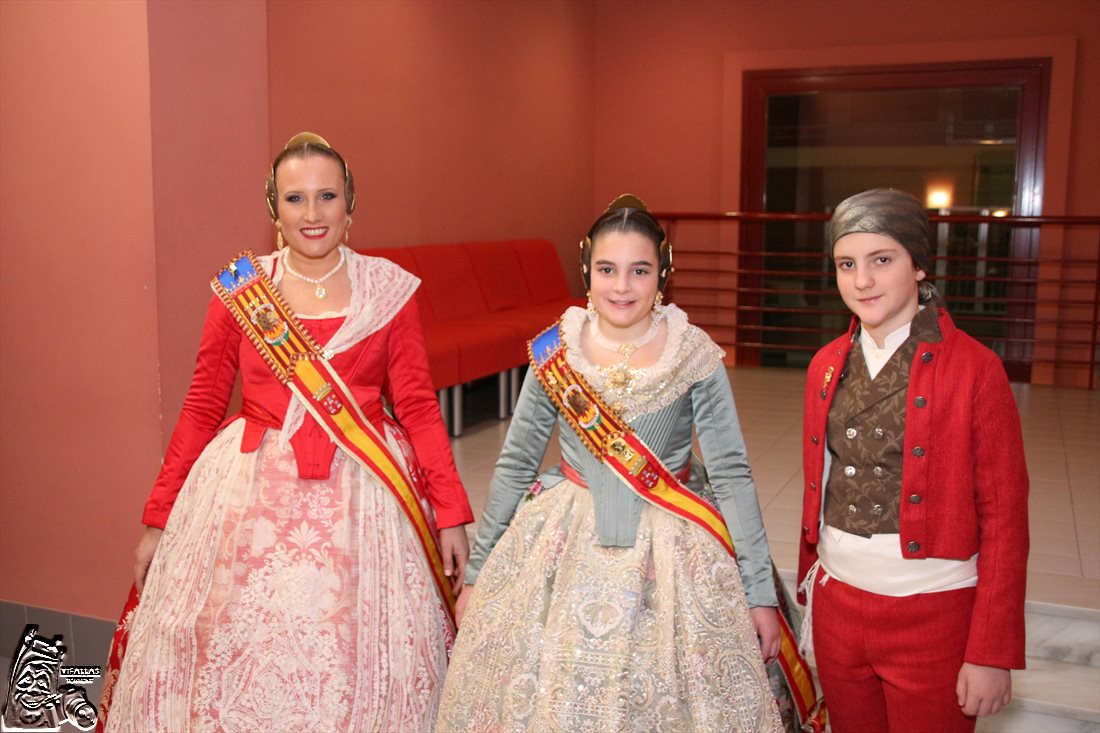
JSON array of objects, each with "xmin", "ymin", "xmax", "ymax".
[{"xmin": 559, "ymin": 304, "xmax": 723, "ymax": 421}]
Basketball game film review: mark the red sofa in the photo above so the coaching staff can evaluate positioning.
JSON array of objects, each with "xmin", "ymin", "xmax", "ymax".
[{"xmin": 359, "ymin": 239, "xmax": 582, "ymax": 434}]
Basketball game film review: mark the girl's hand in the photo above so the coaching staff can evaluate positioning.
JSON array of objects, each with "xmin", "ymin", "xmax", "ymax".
[
  {"xmin": 750, "ymin": 606, "xmax": 780, "ymax": 664},
  {"xmin": 454, "ymin": 583, "xmax": 476, "ymax": 627},
  {"xmin": 439, "ymin": 525, "xmax": 470, "ymax": 595}
]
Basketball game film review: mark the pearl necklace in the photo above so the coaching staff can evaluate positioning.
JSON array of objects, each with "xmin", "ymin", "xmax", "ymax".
[
  {"xmin": 589, "ymin": 311, "xmax": 662, "ymax": 359},
  {"xmin": 282, "ymin": 248, "xmax": 347, "ymax": 299}
]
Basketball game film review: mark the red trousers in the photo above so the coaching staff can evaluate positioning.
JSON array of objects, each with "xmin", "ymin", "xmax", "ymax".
[{"xmin": 812, "ymin": 569, "xmax": 977, "ymax": 733}]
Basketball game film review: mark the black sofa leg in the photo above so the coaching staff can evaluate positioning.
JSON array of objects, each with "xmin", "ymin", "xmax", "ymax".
[{"xmin": 451, "ymin": 383, "xmax": 463, "ymax": 437}]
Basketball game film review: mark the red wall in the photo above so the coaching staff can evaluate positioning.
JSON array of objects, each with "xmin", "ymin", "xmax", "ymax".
[
  {"xmin": 2, "ymin": 0, "xmax": 1097, "ymax": 620},
  {"xmin": 265, "ymin": 0, "xmax": 597, "ymax": 295},
  {"xmin": 147, "ymin": 0, "xmax": 270, "ymax": 452},
  {"xmin": 592, "ymin": 0, "xmax": 1099, "ymax": 215},
  {"xmin": 0, "ymin": 0, "xmax": 163, "ymax": 619},
  {"xmin": 591, "ymin": 0, "xmax": 1100, "ymax": 384},
  {"xmin": 0, "ymin": 0, "xmax": 269, "ymax": 620}
]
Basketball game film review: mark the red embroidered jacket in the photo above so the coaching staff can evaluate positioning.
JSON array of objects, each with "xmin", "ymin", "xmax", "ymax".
[
  {"xmin": 142, "ymin": 293, "xmax": 472, "ymax": 531},
  {"xmin": 799, "ymin": 309, "xmax": 1028, "ymax": 669}
]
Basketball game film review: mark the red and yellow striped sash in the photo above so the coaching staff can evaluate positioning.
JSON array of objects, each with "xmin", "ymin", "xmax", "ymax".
[
  {"xmin": 212, "ymin": 251, "xmax": 456, "ymax": 626},
  {"xmin": 529, "ymin": 323, "xmax": 736, "ymax": 552}
]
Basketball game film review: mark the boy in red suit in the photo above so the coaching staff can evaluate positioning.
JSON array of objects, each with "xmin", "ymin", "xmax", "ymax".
[{"xmin": 799, "ymin": 188, "xmax": 1028, "ymax": 732}]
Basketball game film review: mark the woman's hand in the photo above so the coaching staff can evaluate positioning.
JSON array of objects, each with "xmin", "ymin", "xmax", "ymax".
[
  {"xmin": 750, "ymin": 606, "xmax": 780, "ymax": 665},
  {"xmin": 455, "ymin": 583, "xmax": 475, "ymax": 627},
  {"xmin": 439, "ymin": 525, "xmax": 470, "ymax": 595},
  {"xmin": 957, "ymin": 663, "xmax": 1012, "ymax": 717},
  {"xmin": 133, "ymin": 526, "xmax": 164, "ymax": 595}
]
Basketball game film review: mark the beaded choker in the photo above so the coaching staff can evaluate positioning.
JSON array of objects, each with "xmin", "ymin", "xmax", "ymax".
[
  {"xmin": 589, "ymin": 312, "xmax": 662, "ymax": 358},
  {"xmin": 283, "ymin": 248, "xmax": 347, "ymax": 299}
]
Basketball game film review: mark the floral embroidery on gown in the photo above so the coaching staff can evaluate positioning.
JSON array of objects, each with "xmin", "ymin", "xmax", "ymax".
[{"xmin": 435, "ymin": 306, "xmax": 783, "ymax": 733}]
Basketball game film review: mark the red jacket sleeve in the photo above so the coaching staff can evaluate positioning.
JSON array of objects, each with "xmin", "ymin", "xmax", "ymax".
[
  {"xmin": 385, "ymin": 298, "xmax": 473, "ymax": 528},
  {"xmin": 142, "ymin": 295, "xmax": 241, "ymax": 528},
  {"xmin": 964, "ymin": 356, "xmax": 1029, "ymax": 668}
]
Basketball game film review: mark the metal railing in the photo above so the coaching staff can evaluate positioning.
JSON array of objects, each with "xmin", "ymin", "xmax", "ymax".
[{"xmin": 652, "ymin": 211, "xmax": 1100, "ymax": 388}]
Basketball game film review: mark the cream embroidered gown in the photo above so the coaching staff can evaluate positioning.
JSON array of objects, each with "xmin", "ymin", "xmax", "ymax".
[{"xmin": 435, "ymin": 306, "xmax": 783, "ymax": 733}]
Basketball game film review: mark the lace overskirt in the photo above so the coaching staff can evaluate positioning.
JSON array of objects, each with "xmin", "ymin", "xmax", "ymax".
[
  {"xmin": 106, "ymin": 420, "xmax": 451, "ymax": 733},
  {"xmin": 435, "ymin": 483, "xmax": 783, "ymax": 733}
]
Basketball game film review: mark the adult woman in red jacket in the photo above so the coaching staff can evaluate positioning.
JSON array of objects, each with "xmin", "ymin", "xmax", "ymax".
[
  {"xmin": 798, "ymin": 188, "xmax": 1028, "ymax": 733},
  {"xmin": 101, "ymin": 133, "xmax": 472, "ymax": 732}
]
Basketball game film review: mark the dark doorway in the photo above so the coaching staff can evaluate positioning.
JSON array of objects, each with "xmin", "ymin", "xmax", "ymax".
[{"xmin": 739, "ymin": 58, "xmax": 1050, "ymax": 379}]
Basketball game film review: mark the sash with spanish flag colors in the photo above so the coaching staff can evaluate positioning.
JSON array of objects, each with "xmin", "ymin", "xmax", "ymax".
[
  {"xmin": 529, "ymin": 322, "xmax": 827, "ymax": 732},
  {"xmin": 211, "ymin": 250, "xmax": 457, "ymax": 627}
]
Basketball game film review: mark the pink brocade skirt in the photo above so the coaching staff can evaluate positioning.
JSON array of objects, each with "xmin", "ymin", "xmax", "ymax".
[{"xmin": 101, "ymin": 421, "xmax": 451, "ymax": 733}]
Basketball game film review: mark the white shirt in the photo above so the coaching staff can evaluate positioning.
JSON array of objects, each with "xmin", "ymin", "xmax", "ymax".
[{"xmin": 859, "ymin": 316, "xmax": 913, "ymax": 380}]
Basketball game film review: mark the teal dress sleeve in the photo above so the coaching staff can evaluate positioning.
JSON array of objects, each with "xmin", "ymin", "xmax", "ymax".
[
  {"xmin": 464, "ymin": 370, "xmax": 559, "ymax": 584},
  {"xmin": 692, "ymin": 365, "xmax": 778, "ymax": 608}
]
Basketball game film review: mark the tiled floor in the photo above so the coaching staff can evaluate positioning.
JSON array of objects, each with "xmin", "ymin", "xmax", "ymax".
[{"xmin": 452, "ymin": 367, "xmax": 1100, "ymax": 611}]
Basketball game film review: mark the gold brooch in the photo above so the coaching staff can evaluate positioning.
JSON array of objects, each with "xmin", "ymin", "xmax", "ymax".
[{"xmin": 602, "ymin": 364, "xmax": 634, "ymax": 391}]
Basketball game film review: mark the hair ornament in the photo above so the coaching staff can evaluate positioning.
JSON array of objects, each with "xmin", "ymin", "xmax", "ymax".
[
  {"xmin": 285, "ymin": 131, "xmax": 332, "ymax": 149},
  {"xmin": 605, "ymin": 193, "xmax": 651, "ymax": 213}
]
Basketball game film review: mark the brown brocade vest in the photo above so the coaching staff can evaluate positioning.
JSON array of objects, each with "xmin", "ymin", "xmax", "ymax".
[{"xmin": 823, "ymin": 307, "xmax": 942, "ymax": 536}]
